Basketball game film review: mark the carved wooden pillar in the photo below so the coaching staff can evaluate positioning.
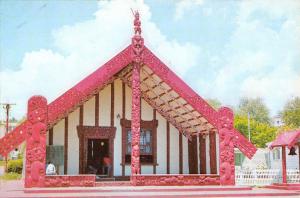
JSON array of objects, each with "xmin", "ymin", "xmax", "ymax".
[
  {"xmin": 209, "ymin": 131, "xmax": 217, "ymax": 174},
  {"xmin": 131, "ymin": 10, "xmax": 144, "ymax": 176},
  {"xmin": 199, "ymin": 133, "xmax": 206, "ymax": 174},
  {"xmin": 25, "ymin": 96, "xmax": 48, "ymax": 188},
  {"xmin": 282, "ymin": 146, "xmax": 287, "ymax": 183},
  {"xmin": 188, "ymin": 136, "xmax": 198, "ymax": 174},
  {"xmin": 218, "ymin": 107, "xmax": 235, "ymax": 185},
  {"xmin": 131, "ymin": 62, "xmax": 141, "ymax": 175}
]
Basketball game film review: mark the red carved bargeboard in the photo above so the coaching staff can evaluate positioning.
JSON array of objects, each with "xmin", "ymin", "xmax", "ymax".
[
  {"xmin": 45, "ymin": 175, "xmax": 95, "ymax": 187},
  {"xmin": 131, "ymin": 174, "xmax": 220, "ymax": 186}
]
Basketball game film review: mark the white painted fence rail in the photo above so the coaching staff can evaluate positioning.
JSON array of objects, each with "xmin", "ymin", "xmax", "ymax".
[{"xmin": 235, "ymin": 169, "xmax": 300, "ymax": 186}]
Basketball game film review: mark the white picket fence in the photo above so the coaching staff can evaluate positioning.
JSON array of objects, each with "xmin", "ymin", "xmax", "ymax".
[{"xmin": 235, "ymin": 169, "xmax": 300, "ymax": 186}]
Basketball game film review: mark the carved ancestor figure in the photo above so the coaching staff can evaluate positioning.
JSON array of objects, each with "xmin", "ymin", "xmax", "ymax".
[
  {"xmin": 218, "ymin": 107, "xmax": 235, "ymax": 185},
  {"xmin": 25, "ymin": 96, "xmax": 47, "ymax": 188},
  {"xmin": 133, "ymin": 10, "xmax": 141, "ymax": 35}
]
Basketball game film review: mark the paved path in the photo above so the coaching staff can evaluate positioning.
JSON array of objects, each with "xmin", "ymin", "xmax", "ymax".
[{"xmin": 0, "ymin": 181, "xmax": 299, "ymax": 198}]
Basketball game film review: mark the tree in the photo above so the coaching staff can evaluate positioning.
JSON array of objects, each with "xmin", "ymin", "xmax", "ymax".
[
  {"xmin": 234, "ymin": 115, "xmax": 277, "ymax": 148},
  {"xmin": 281, "ymin": 97, "xmax": 300, "ymax": 128},
  {"xmin": 237, "ymin": 97, "xmax": 271, "ymax": 124},
  {"xmin": 206, "ymin": 98, "xmax": 222, "ymax": 110}
]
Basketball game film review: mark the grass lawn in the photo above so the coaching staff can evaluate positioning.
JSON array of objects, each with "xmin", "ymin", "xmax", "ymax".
[
  {"xmin": 0, "ymin": 160, "xmax": 5, "ymax": 166},
  {"xmin": 0, "ymin": 172, "xmax": 22, "ymax": 180}
]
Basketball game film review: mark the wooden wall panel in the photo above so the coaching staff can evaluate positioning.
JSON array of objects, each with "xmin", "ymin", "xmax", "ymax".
[
  {"xmin": 188, "ymin": 136, "xmax": 198, "ymax": 174},
  {"xmin": 199, "ymin": 134, "xmax": 206, "ymax": 174}
]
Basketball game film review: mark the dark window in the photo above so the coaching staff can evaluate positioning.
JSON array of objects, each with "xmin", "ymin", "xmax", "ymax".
[{"xmin": 125, "ymin": 128, "xmax": 153, "ymax": 163}]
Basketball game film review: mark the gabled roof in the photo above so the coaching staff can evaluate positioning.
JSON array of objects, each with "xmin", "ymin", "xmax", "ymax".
[
  {"xmin": 0, "ymin": 15, "xmax": 257, "ymax": 159},
  {"xmin": 270, "ymin": 130, "xmax": 300, "ymax": 149},
  {"xmin": 0, "ymin": 44, "xmax": 256, "ymax": 159}
]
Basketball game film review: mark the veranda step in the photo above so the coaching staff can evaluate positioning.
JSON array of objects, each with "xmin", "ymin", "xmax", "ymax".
[
  {"xmin": 21, "ymin": 186, "xmax": 300, "ymax": 198},
  {"xmin": 95, "ymin": 181, "xmax": 131, "ymax": 186},
  {"xmin": 24, "ymin": 185, "xmax": 252, "ymax": 194},
  {"xmin": 273, "ymin": 183, "xmax": 300, "ymax": 187},
  {"xmin": 264, "ymin": 185, "xmax": 300, "ymax": 190}
]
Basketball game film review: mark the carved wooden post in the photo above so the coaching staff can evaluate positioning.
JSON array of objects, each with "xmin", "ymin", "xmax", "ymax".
[
  {"xmin": 217, "ymin": 107, "xmax": 235, "ymax": 185},
  {"xmin": 131, "ymin": 10, "xmax": 144, "ymax": 177},
  {"xmin": 25, "ymin": 96, "xmax": 47, "ymax": 188},
  {"xmin": 131, "ymin": 62, "xmax": 141, "ymax": 175}
]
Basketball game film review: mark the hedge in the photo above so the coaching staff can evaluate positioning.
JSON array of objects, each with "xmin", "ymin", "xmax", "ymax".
[{"xmin": 7, "ymin": 159, "xmax": 23, "ymax": 174}]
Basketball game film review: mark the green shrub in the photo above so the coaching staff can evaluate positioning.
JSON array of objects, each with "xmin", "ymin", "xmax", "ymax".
[
  {"xmin": 0, "ymin": 172, "xmax": 22, "ymax": 180},
  {"xmin": 7, "ymin": 159, "xmax": 23, "ymax": 174}
]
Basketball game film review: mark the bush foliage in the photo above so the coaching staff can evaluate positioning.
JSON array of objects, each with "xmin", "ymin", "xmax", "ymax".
[{"xmin": 7, "ymin": 159, "xmax": 23, "ymax": 174}]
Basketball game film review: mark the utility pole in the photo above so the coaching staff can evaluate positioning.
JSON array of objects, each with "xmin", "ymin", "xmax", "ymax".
[
  {"xmin": 0, "ymin": 103, "xmax": 16, "ymax": 173},
  {"xmin": 247, "ymin": 112, "xmax": 251, "ymax": 142}
]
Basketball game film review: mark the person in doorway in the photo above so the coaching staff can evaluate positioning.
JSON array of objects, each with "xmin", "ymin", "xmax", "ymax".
[
  {"xmin": 102, "ymin": 155, "xmax": 112, "ymax": 176},
  {"xmin": 46, "ymin": 161, "xmax": 56, "ymax": 175},
  {"xmin": 11, "ymin": 148, "xmax": 19, "ymax": 160}
]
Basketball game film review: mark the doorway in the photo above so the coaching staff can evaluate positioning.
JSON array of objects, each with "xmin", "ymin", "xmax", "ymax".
[
  {"xmin": 77, "ymin": 126, "xmax": 116, "ymax": 177},
  {"xmin": 87, "ymin": 139, "xmax": 109, "ymax": 175}
]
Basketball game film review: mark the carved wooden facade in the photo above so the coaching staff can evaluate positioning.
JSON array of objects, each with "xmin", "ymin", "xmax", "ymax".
[{"xmin": 0, "ymin": 11, "xmax": 257, "ymax": 188}]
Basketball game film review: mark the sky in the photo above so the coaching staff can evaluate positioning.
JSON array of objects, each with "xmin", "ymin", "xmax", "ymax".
[{"xmin": 0, "ymin": 0, "xmax": 299, "ymax": 120}]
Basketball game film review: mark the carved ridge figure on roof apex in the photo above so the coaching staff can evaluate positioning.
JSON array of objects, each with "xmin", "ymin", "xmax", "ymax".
[{"xmin": 133, "ymin": 10, "xmax": 141, "ymax": 35}]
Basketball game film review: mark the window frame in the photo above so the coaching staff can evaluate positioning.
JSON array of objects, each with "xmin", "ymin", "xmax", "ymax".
[{"xmin": 120, "ymin": 118, "xmax": 158, "ymax": 165}]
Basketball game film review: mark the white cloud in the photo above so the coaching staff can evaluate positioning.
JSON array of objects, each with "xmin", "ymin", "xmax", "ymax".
[
  {"xmin": 0, "ymin": 0, "xmax": 200, "ymax": 119},
  {"xmin": 197, "ymin": 0, "xmax": 300, "ymax": 115},
  {"xmin": 174, "ymin": 0, "xmax": 204, "ymax": 21}
]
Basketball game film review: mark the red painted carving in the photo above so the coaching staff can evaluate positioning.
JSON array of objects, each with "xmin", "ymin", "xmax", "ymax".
[
  {"xmin": 25, "ymin": 96, "xmax": 47, "ymax": 188},
  {"xmin": 232, "ymin": 128, "xmax": 257, "ymax": 159},
  {"xmin": 45, "ymin": 175, "xmax": 95, "ymax": 187},
  {"xmin": 131, "ymin": 174, "xmax": 220, "ymax": 186},
  {"xmin": 130, "ymin": 10, "xmax": 143, "ymax": 176},
  {"xmin": 217, "ymin": 107, "xmax": 235, "ymax": 185},
  {"xmin": 0, "ymin": 121, "xmax": 27, "ymax": 156}
]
